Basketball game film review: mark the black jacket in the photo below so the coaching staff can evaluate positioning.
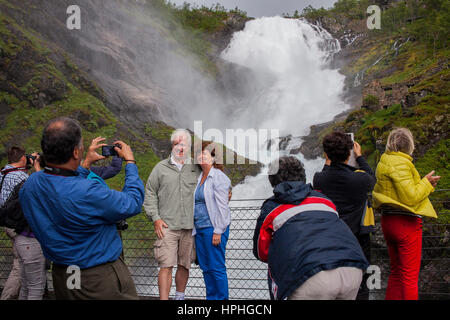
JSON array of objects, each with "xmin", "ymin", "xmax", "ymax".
[
  {"xmin": 313, "ymin": 156, "xmax": 376, "ymax": 235},
  {"xmin": 253, "ymin": 181, "xmax": 369, "ymax": 300}
]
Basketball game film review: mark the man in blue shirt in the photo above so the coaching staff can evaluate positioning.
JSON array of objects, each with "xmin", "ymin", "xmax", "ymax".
[{"xmin": 19, "ymin": 117, "xmax": 145, "ymax": 300}]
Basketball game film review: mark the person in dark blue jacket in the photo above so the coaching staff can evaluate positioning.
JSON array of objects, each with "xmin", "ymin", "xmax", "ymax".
[
  {"xmin": 19, "ymin": 117, "xmax": 144, "ymax": 300},
  {"xmin": 88, "ymin": 136, "xmax": 123, "ymax": 180},
  {"xmin": 313, "ymin": 132, "xmax": 376, "ymax": 300},
  {"xmin": 91, "ymin": 155, "xmax": 123, "ymax": 180},
  {"xmin": 87, "ymin": 137, "xmax": 127, "ymax": 231},
  {"xmin": 253, "ymin": 156, "xmax": 368, "ymax": 300}
]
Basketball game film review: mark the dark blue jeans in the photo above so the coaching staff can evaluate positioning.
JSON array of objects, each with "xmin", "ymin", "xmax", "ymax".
[{"xmin": 195, "ymin": 226, "xmax": 229, "ymax": 300}]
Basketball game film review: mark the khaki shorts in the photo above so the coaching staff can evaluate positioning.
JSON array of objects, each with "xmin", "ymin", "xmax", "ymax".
[{"xmin": 153, "ymin": 229, "xmax": 195, "ymax": 269}]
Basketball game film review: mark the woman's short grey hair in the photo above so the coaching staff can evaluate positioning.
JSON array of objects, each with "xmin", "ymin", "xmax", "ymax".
[
  {"xmin": 385, "ymin": 127, "xmax": 415, "ymax": 155},
  {"xmin": 268, "ymin": 156, "xmax": 306, "ymax": 187},
  {"xmin": 170, "ymin": 129, "xmax": 192, "ymax": 146}
]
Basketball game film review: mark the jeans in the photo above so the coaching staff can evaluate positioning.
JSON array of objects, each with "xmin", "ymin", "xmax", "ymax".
[
  {"xmin": 0, "ymin": 236, "xmax": 21, "ymax": 300},
  {"xmin": 381, "ymin": 214, "xmax": 423, "ymax": 300},
  {"xmin": 15, "ymin": 234, "xmax": 47, "ymax": 300},
  {"xmin": 195, "ymin": 226, "xmax": 229, "ymax": 300}
]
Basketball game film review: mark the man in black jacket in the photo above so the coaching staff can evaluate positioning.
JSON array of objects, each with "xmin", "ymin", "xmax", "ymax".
[{"xmin": 313, "ymin": 132, "xmax": 376, "ymax": 300}]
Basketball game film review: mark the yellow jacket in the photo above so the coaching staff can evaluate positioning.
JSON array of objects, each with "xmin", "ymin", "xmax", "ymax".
[{"xmin": 373, "ymin": 151, "xmax": 437, "ymax": 218}]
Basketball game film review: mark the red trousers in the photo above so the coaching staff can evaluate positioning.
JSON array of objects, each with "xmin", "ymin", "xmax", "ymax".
[{"xmin": 381, "ymin": 214, "xmax": 423, "ymax": 300}]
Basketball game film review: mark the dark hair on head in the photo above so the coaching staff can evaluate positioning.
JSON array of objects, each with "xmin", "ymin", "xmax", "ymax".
[
  {"xmin": 41, "ymin": 117, "xmax": 82, "ymax": 165},
  {"xmin": 7, "ymin": 146, "xmax": 26, "ymax": 164},
  {"xmin": 268, "ymin": 156, "xmax": 306, "ymax": 187},
  {"xmin": 322, "ymin": 131, "xmax": 354, "ymax": 163},
  {"xmin": 196, "ymin": 141, "xmax": 224, "ymax": 172}
]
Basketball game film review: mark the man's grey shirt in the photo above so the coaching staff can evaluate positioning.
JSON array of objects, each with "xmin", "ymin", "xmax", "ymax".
[{"xmin": 143, "ymin": 158, "xmax": 201, "ymax": 230}]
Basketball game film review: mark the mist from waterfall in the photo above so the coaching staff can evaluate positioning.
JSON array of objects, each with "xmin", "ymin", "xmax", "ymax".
[
  {"xmin": 63, "ymin": 1, "xmax": 348, "ymax": 199},
  {"xmin": 31, "ymin": 2, "xmax": 352, "ymax": 299},
  {"xmin": 221, "ymin": 17, "xmax": 345, "ymax": 136},
  {"xmin": 216, "ymin": 17, "xmax": 349, "ymax": 200},
  {"xmin": 142, "ymin": 15, "xmax": 349, "ymax": 200}
]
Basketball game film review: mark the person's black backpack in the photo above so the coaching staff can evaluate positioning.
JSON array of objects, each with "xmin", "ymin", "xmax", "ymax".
[{"xmin": 0, "ymin": 180, "xmax": 30, "ymax": 234}]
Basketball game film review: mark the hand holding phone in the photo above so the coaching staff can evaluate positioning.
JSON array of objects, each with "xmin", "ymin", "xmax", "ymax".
[
  {"xmin": 346, "ymin": 133, "xmax": 358, "ymax": 168},
  {"xmin": 353, "ymin": 141, "xmax": 362, "ymax": 158}
]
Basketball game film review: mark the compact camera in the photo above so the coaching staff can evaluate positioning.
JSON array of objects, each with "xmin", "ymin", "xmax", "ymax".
[{"xmin": 101, "ymin": 143, "xmax": 121, "ymax": 157}]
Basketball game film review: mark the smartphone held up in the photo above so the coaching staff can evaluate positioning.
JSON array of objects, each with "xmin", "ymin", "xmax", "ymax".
[{"xmin": 346, "ymin": 133, "xmax": 359, "ymax": 168}]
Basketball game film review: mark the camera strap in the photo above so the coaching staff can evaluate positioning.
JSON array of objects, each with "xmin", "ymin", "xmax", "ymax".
[{"xmin": 43, "ymin": 166, "xmax": 79, "ymax": 177}]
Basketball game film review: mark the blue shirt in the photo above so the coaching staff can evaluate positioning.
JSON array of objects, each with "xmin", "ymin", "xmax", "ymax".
[
  {"xmin": 87, "ymin": 170, "xmax": 108, "ymax": 186},
  {"xmin": 194, "ymin": 182, "xmax": 213, "ymax": 229},
  {"xmin": 19, "ymin": 164, "xmax": 144, "ymax": 269}
]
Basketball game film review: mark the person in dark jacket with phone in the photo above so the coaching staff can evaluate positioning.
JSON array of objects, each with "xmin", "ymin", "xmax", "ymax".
[
  {"xmin": 253, "ymin": 156, "xmax": 368, "ymax": 300},
  {"xmin": 313, "ymin": 131, "xmax": 376, "ymax": 300},
  {"xmin": 91, "ymin": 154, "xmax": 123, "ymax": 180}
]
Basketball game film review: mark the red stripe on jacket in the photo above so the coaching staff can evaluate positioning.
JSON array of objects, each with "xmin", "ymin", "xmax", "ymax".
[{"xmin": 257, "ymin": 196, "xmax": 337, "ymax": 262}]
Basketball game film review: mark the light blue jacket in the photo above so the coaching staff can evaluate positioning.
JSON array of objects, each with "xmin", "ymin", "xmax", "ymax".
[{"xmin": 193, "ymin": 167, "xmax": 231, "ymax": 236}]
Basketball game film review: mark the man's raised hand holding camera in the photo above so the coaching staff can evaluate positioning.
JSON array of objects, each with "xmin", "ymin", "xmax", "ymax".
[
  {"xmin": 19, "ymin": 117, "xmax": 145, "ymax": 300},
  {"xmin": 81, "ymin": 136, "xmax": 136, "ymax": 171}
]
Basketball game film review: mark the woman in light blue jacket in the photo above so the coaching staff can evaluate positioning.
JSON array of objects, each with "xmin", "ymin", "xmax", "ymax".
[{"xmin": 193, "ymin": 141, "xmax": 232, "ymax": 300}]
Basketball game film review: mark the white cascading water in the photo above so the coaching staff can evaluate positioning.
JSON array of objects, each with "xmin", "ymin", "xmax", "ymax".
[
  {"xmin": 168, "ymin": 16, "xmax": 351, "ymax": 300},
  {"xmin": 219, "ymin": 17, "xmax": 348, "ymax": 202}
]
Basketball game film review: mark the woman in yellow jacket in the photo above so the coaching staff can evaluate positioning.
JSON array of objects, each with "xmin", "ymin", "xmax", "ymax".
[{"xmin": 373, "ymin": 128, "xmax": 440, "ymax": 300}]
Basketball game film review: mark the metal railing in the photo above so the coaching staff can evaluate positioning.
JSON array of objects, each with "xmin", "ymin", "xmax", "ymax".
[{"xmin": 0, "ymin": 191, "xmax": 448, "ymax": 300}]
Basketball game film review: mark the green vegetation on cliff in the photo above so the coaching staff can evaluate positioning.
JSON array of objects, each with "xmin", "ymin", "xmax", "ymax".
[
  {"xmin": 135, "ymin": 0, "xmax": 248, "ymax": 75},
  {"xmin": 0, "ymin": 0, "xmax": 260, "ymax": 196},
  {"xmin": 303, "ymin": 0, "xmax": 449, "ymax": 222},
  {"xmin": 302, "ymin": 1, "xmax": 448, "ymax": 159},
  {"xmin": 0, "ymin": 0, "xmax": 260, "ymax": 252},
  {"xmin": 303, "ymin": 0, "xmax": 449, "ymax": 53}
]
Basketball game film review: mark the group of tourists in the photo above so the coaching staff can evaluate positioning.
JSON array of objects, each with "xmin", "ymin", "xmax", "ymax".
[
  {"xmin": 254, "ymin": 128, "xmax": 439, "ymax": 300},
  {"xmin": 0, "ymin": 116, "xmax": 441, "ymax": 301}
]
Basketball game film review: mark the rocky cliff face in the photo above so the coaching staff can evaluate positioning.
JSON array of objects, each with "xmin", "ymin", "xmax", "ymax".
[{"xmin": 298, "ymin": 7, "xmax": 449, "ymax": 167}]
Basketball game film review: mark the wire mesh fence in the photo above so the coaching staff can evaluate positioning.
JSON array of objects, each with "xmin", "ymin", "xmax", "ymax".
[{"xmin": 0, "ymin": 191, "xmax": 448, "ymax": 300}]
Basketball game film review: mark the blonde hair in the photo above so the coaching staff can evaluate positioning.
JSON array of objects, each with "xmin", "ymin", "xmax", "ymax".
[{"xmin": 385, "ymin": 128, "xmax": 415, "ymax": 155}]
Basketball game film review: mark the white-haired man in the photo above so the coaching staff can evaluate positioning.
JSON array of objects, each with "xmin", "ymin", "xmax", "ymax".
[{"xmin": 143, "ymin": 129, "xmax": 201, "ymax": 300}]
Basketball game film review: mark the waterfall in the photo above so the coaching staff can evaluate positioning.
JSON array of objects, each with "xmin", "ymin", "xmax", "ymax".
[{"xmin": 217, "ymin": 17, "xmax": 349, "ymax": 200}]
